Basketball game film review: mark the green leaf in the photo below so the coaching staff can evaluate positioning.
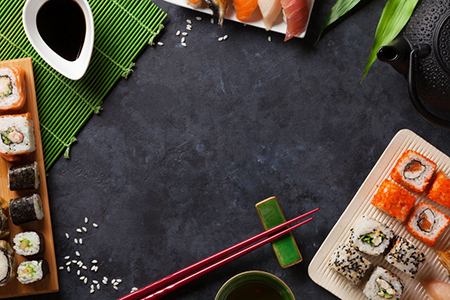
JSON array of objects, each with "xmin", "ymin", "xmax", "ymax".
[
  {"xmin": 317, "ymin": 0, "xmax": 365, "ymax": 41},
  {"xmin": 362, "ymin": 0, "xmax": 420, "ymax": 81}
]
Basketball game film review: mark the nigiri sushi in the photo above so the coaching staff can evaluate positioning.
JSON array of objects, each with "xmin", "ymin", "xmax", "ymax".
[
  {"xmin": 422, "ymin": 279, "xmax": 450, "ymax": 300},
  {"xmin": 281, "ymin": 0, "xmax": 309, "ymax": 41},
  {"xmin": 234, "ymin": 0, "xmax": 258, "ymax": 21},
  {"xmin": 205, "ymin": 0, "xmax": 229, "ymax": 27},
  {"xmin": 258, "ymin": 0, "xmax": 282, "ymax": 30}
]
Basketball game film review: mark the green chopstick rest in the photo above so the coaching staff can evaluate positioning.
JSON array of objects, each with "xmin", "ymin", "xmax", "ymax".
[{"xmin": 255, "ymin": 196, "xmax": 302, "ymax": 268}]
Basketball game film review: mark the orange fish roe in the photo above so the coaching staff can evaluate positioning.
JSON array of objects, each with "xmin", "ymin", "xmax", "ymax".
[
  {"xmin": 372, "ymin": 179, "xmax": 416, "ymax": 223},
  {"xmin": 428, "ymin": 171, "xmax": 450, "ymax": 209},
  {"xmin": 391, "ymin": 150, "xmax": 436, "ymax": 193}
]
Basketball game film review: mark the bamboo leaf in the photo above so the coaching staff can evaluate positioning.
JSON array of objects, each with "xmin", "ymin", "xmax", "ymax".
[
  {"xmin": 362, "ymin": 0, "xmax": 419, "ymax": 81},
  {"xmin": 317, "ymin": 0, "xmax": 365, "ymax": 41}
]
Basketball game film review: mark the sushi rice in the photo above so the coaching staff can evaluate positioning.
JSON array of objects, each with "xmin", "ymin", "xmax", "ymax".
[
  {"xmin": 0, "ymin": 240, "xmax": 15, "ymax": 287},
  {"xmin": 363, "ymin": 266, "xmax": 403, "ymax": 300},
  {"xmin": 13, "ymin": 231, "xmax": 44, "ymax": 256},
  {"xmin": 328, "ymin": 244, "xmax": 371, "ymax": 285},
  {"xmin": 0, "ymin": 113, "xmax": 35, "ymax": 155},
  {"xmin": 17, "ymin": 259, "xmax": 48, "ymax": 284},
  {"xmin": 350, "ymin": 216, "xmax": 393, "ymax": 256}
]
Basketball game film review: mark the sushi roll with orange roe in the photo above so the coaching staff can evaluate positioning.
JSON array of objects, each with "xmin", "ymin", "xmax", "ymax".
[
  {"xmin": 428, "ymin": 171, "xmax": 450, "ymax": 209},
  {"xmin": 0, "ymin": 67, "xmax": 26, "ymax": 111},
  {"xmin": 406, "ymin": 203, "xmax": 449, "ymax": 246},
  {"xmin": 372, "ymin": 179, "xmax": 416, "ymax": 223},
  {"xmin": 391, "ymin": 150, "xmax": 436, "ymax": 194}
]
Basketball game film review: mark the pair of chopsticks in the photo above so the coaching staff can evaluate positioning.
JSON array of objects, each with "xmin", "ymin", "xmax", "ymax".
[{"xmin": 118, "ymin": 207, "xmax": 319, "ymax": 300}]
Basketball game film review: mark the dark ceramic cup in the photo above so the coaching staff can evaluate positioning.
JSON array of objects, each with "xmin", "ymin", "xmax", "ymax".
[{"xmin": 215, "ymin": 270, "xmax": 295, "ymax": 300}]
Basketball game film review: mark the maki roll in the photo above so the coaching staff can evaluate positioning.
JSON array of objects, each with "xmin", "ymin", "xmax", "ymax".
[
  {"xmin": 328, "ymin": 244, "xmax": 371, "ymax": 284},
  {"xmin": 13, "ymin": 231, "xmax": 45, "ymax": 256},
  {"xmin": 0, "ymin": 113, "xmax": 35, "ymax": 156},
  {"xmin": 428, "ymin": 171, "xmax": 450, "ymax": 209},
  {"xmin": 0, "ymin": 207, "xmax": 10, "ymax": 239},
  {"xmin": 349, "ymin": 216, "xmax": 394, "ymax": 256},
  {"xmin": 0, "ymin": 240, "xmax": 16, "ymax": 287},
  {"xmin": 8, "ymin": 161, "xmax": 40, "ymax": 190},
  {"xmin": 391, "ymin": 150, "xmax": 436, "ymax": 194},
  {"xmin": 384, "ymin": 236, "xmax": 426, "ymax": 278},
  {"xmin": 372, "ymin": 179, "xmax": 416, "ymax": 223},
  {"xmin": 17, "ymin": 259, "xmax": 49, "ymax": 284},
  {"xmin": 363, "ymin": 266, "xmax": 403, "ymax": 300},
  {"xmin": 406, "ymin": 202, "xmax": 450, "ymax": 246},
  {"xmin": 0, "ymin": 67, "xmax": 26, "ymax": 111},
  {"xmin": 9, "ymin": 194, "xmax": 44, "ymax": 225}
]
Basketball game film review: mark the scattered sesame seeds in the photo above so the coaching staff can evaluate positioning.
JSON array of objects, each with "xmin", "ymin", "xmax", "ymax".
[
  {"xmin": 196, "ymin": 16, "xmax": 202, "ymax": 21},
  {"xmin": 84, "ymin": 217, "xmax": 88, "ymax": 224},
  {"xmin": 64, "ymin": 256, "xmax": 70, "ymax": 260},
  {"xmin": 186, "ymin": 25, "xmax": 192, "ymax": 31},
  {"xmin": 92, "ymin": 260, "xmax": 98, "ymax": 264},
  {"xmin": 116, "ymin": 279, "xmax": 122, "ymax": 283},
  {"xmin": 91, "ymin": 266, "xmax": 96, "ymax": 271},
  {"xmin": 67, "ymin": 266, "xmax": 71, "ymax": 272},
  {"xmin": 72, "ymin": 260, "xmax": 78, "ymax": 264},
  {"xmin": 181, "ymin": 43, "xmax": 187, "ymax": 47},
  {"xmin": 223, "ymin": 35, "xmax": 228, "ymax": 40},
  {"xmin": 66, "ymin": 261, "xmax": 71, "ymax": 266},
  {"xmin": 218, "ymin": 37, "xmax": 223, "ymax": 42},
  {"xmin": 77, "ymin": 270, "xmax": 81, "ymax": 276},
  {"xmin": 157, "ymin": 42, "xmax": 164, "ymax": 46},
  {"xmin": 268, "ymin": 36, "xmax": 272, "ymax": 42},
  {"xmin": 65, "ymin": 233, "xmax": 70, "ymax": 239},
  {"xmin": 59, "ymin": 266, "xmax": 64, "ymax": 270},
  {"xmin": 93, "ymin": 223, "xmax": 98, "ymax": 228},
  {"xmin": 176, "ymin": 30, "xmax": 180, "ymax": 36},
  {"xmin": 130, "ymin": 287, "xmax": 139, "ymax": 293},
  {"xmin": 186, "ymin": 19, "xmax": 192, "ymax": 24},
  {"xmin": 113, "ymin": 285, "xmax": 119, "ymax": 291},
  {"xmin": 80, "ymin": 276, "xmax": 86, "ymax": 280},
  {"xmin": 77, "ymin": 261, "xmax": 83, "ymax": 267},
  {"xmin": 84, "ymin": 277, "xmax": 88, "ymax": 284},
  {"xmin": 93, "ymin": 280, "xmax": 99, "ymax": 284},
  {"xmin": 111, "ymin": 279, "xmax": 116, "ymax": 284},
  {"xmin": 82, "ymin": 227, "xmax": 87, "ymax": 232},
  {"xmin": 75, "ymin": 251, "xmax": 81, "ymax": 256},
  {"xmin": 97, "ymin": 284, "xmax": 101, "ymax": 290},
  {"xmin": 90, "ymin": 289, "xmax": 95, "ymax": 294},
  {"xmin": 181, "ymin": 37, "xmax": 186, "ymax": 43},
  {"xmin": 82, "ymin": 265, "xmax": 88, "ymax": 270},
  {"xmin": 182, "ymin": 32, "xmax": 188, "ymax": 36},
  {"xmin": 79, "ymin": 238, "xmax": 83, "ymax": 245},
  {"xmin": 76, "ymin": 228, "xmax": 82, "ymax": 233},
  {"xmin": 74, "ymin": 238, "xmax": 78, "ymax": 244}
]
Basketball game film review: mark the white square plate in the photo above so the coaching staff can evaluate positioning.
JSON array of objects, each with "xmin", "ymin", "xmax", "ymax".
[{"xmin": 308, "ymin": 129, "xmax": 450, "ymax": 300}]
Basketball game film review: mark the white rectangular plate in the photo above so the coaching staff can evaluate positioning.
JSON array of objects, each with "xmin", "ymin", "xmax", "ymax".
[
  {"xmin": 164, "ymin": 0, "xmax": 314, "ymax": 38},
  {"xmin": 308, "ymin": 129, "xmax": 450, "ymax": 300}
]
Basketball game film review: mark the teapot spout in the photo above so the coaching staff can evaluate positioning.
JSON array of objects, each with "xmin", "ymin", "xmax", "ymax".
[{"xmin": 377, "ymin": 36, "xmax": 411, "ymax": 76}]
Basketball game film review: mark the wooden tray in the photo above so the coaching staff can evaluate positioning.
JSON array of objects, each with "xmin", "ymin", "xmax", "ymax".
[
  {"xmin": 0, "ymin": 58, "xmax": 58, "ymax": 298},
  {"xmin": 308, "ymin": 129, "xmax": 450, "ymax": 300}
]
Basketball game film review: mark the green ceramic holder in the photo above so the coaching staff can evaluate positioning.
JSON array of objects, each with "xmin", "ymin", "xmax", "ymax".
[
  {"xmin": 215, "ymin": 270, "xmax": 295, "ymax": 300},
  {"xmin": 255, "ymin": 197, "xmax": 302, "ymax": 268}
]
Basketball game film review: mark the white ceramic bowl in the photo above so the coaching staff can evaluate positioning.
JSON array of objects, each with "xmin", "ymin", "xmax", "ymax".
[{"xmin": 22, "ymin": 0, "xmax": 94, "ymax": 80}]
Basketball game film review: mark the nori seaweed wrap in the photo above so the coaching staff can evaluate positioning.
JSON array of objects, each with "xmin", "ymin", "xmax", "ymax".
[
  {"xmin": 8, "ymin": 161, "xmax": 39, "ymax": 190},
  {"xmin": 0, "ymin": 207, "xmax": 10, "ymax": 238},
  {"xmin": 17, "ymin": 259, "xmax": 49, "ymax": 284},
  {"xmin": 9, "ymin": 194, "xmax": 44, "ymax": 225}
]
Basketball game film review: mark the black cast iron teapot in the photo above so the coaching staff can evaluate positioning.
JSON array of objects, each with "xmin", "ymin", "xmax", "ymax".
[{"xmin": 377, "ymin": 0, "xmax": 450, "ymax": 129}]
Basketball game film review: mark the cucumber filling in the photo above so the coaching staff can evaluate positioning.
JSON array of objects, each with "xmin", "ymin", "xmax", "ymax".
[
  {"xmin": 376, "ymin": 278, "xmax": 396, "ymax": 299},
  {"xmin": 0, "ymin": 76, "xmax": 12, "ymax": 98},
  {"xmin": 360, "ymin": 230, "xmax": 385, "ymax": 247}
]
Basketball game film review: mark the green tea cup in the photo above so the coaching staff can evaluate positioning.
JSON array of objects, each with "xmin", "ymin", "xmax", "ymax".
[{"xmin": 215, "ymin": 271, "xmax": 295, "ymax": 300}]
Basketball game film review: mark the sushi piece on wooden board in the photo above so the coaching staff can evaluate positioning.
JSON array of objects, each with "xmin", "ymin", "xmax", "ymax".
[
  {"xmin": 0, "ymin": 241, "xmax": 15, "ymax": 287},
  {"xmin": 0, "ymin": 67, "xmax": 26, "ymax": 111},
  {"xmin": 280, "ymin": 0, "xmax": 309, "ymax": 41},
  {"xmin": 0, "ymin": 113, "xmax": 36, "ymax": 156},
  {"xmin": 328, "ymin": 244, "xmax": 371, "ymax": 284},
  {"xmin": 428, "ymin": 171, "xmax": 450, "ymax": 209},
  {"xmin": 384, "ymin": 236, "xmax": 426, "ymax": 278},
  {"xmin": 9, "ymin": 194, "xmax": 44, "ymax": 226},
  {"xmin": 406, "ymin": 203, "xmax": 450, "ymax": 247},
  {"xmin": 372, "ymin": 179, "xmax": 416, "ymax": 223},
  {"xmin": 349, "ymin": 216, "xmax": 393, "ymax": 256},
  {"xmin": 363, "ymin": 266, "xmax": 403, "ymax": 300},
  {"xmin": 13, "ymin": 232, "xmax": 45, "ymax": 257},
  {"xmin": 391, "ymin": 150, "xmax": 437, "ymax": 194},
  {"xmin": 8, "ymin": 162, "xmax": 40, "ymax": 191},
  {"xmin": 258, "ymin": 0, "xmax": 282, "ymax": 30}
]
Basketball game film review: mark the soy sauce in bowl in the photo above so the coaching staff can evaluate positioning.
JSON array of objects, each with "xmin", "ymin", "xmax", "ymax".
[
  {"xmin": 226, "ymin": 282, "xmax": 284, "ymax": 300},
  {"xmin": 36, "ymin": 0, "xmax": 86, "ymax": 62}
]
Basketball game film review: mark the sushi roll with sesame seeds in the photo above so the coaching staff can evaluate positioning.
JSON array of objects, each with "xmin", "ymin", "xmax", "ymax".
[
  {"xmin": 391, "ymin": 150, "xmax": 436, "ymax": 194},
  {"xmin": 350, "ymin": 216, "xmax": 394, "ymax": 256},
  {"xmin": 8, "ymin": 161, "xmax": 40, "ymax": 190},
  {"xmin": 328, "ymin": 244, "xmax": 371, "ymax": 284},
  {"xmin": 363, "ymin": 266, "xmax": 403, "ymax": 300},
  {"xmin": 13, "ymin": 231, "xmax": 45, "ymax": 257},
  {"xmin": 9, "ymin": 194, "xmax": 44, "ymax": 225},
  {"xmin": 17, "ymin": 259, "xmax": 49, "ymax": 284},
  {"xmin": 0, "ymin": 240, "xmax": 16, "ymax": 287},
  {"xmin": 384, "ymin": 236, "xmax": 426, "ymax": 278},
  {"xmin": 406, "ymin": 203, "xmax": 450, "ymax": 247}
]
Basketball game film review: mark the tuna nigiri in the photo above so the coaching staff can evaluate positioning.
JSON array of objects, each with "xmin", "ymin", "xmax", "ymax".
[
  {"xmin": 258, "ymin": 0, "xmax": 282, "ymax": 30},
  {"xmin": 280, "ymin": 0, "xmax": 309, "ymax": 41},
  {"xmin": 422, "ymin": 279, "xmax": 450, "ymax": 300},
  {"xmin": 205, "ymin": 0, "xmax": 229, "ymax": 27},
  {"xmin": 234, "ymin": 0, "xmax": 258, "ymax": 21}
]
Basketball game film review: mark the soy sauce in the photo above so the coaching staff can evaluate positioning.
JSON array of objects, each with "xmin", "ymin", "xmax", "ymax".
[
  {"xmin": 36, "ymin": 0, "xmax": 86, "ymax": 61},
  {"xmin": 226, "ymin": 282, "xmax": 284, "ymax": 300}
]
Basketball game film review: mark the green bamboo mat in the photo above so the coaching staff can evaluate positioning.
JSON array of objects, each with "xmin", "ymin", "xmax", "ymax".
[{"xmin": 0, "ymin": 0, "xmax": 166, "ymax": 170}]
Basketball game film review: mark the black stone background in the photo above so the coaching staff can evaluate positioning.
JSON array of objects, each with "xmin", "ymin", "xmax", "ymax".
[{"xmin": 12, "ymin": 0, "xmax": 450, "ymax": 299}]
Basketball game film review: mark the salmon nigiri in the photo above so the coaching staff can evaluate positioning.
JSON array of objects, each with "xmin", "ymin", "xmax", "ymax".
[
  {"xmin": 258, "ymin": 0, "xmax": 282, "ymax": 30},
  {"xmin": 234, "ymin": 0, "xmax": 258, "ymax": 21},
  {"xmin": 422, "ymin": 279, "xmax": 450, "ymax": 300},
  {"xmin": 205, "ymin": 0, "xmax": 229, "ymax": 27},
  {"xmin": 187, "ymin": 0, "xmax": 203, "ymax": 7},
  {"xmin": 281, "ymin": 0, "xmax": 309, "ymax": 41}
]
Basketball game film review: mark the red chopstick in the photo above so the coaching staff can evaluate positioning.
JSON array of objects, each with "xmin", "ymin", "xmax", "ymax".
[{"xmin": 118, "ymin": 207, "xmax": 319, "ymax": 300}]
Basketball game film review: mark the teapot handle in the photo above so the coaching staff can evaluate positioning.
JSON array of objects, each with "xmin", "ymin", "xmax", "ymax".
[{"xmin": 408, "ymin": 44, "xmax": 450, "ymax": 129}]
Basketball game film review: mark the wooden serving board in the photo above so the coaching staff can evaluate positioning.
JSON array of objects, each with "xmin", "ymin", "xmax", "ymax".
[{"xmin": 0, "ymin": 58, "xmax": 58, "ymax": 298}]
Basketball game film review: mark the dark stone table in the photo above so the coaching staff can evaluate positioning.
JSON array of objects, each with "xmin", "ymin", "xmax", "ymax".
[{"xmin": 14, "ymin": 0, "xmax": 450, "ymax": 299}]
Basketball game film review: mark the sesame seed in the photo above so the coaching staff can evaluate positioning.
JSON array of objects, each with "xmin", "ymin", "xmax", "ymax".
[
  {"xmin": 196, "ymin": 16, "xmax": 202, "ymax": 21},
  {"xmin": 77, "ymin": 270, "xmax": 81, "ymax": 276},
  {"xmin": 94, "ymin": 266, "xmax": 99, "ymax": 272},
  {"xmin": 157, "ymin": 42, "xmax": 164, "ymax": 46},
  {"xmin": 92, "ymin": 260, "xmax": 98, "ymax": 264},
  {"xmin": 268, "ymin": 36, "xmax": 272, "ymax": 42},
  {"xmin": 74, "ymin": 238, "xmax": 78, "ymax": 244},
  {"xmin": 223, "ymin": 35, "xmax": 228, "ymax": 40},
  {"xmin": 182, "ymin": 32, "xmax": 188, "ymax": 36},
  {"xmin": 85, "ymin": 217, "xmax": 88, "ymax": 224},
  {"xmin": 218, "ymin": 37, "xmax": 223, "ymax": 41},
  {"xmin": 93, "ymin": 223, "xmax": 98, "ymax": 228},
  {"xmin": 79, "ymin": 238, "xmax": 83, "ymax": 245},
  {"xmin": 90, "ymin": 284, "xmax": 94, "ymax": 290},
  {"xmin": 90, "ymin": 290, "xmax": 94, "ymax": 294},
  {"xmin": 72, "ymin": 260, "xmax": 78, "ymax": 263},
  {"xmin": 67, "ymin": 266, "xmax": 71, "ymax": 272},
  {"xmin": 64, "ymin": 256, "xmax": 70, "ymax": 260},
  {"xmin": 80, "ymin": 276, "xmax": 86, "ymax": 280},
  {"xmin": 59, "ymin": 266, "xmax": 64, "ymax": 270},
  {"xmin": 65, "ymin": 233, "xmax": 70, "ymax": 239},
  {"xmin": 66, "ymin": 261, "xmax": 71, "ymax": 266},
  {"xmin": 176, "ymin": 30, "xmax": 180, "ymax": 36},
  {"xmin": 82, "ymin": 266, "xmax": 88, "ymax": 270},
  {"xmin": 186, "ymin": 25, "xmax": 192, "ymax": 31},
  {"xmin": 97, "ymin": 284, "xmax": 101, "ymax": 290},
  {"xmin": 113, "ymin": 286, "xmax": 119, "ymax": 291},
  {"xmin": 181, "ymin": 43, "xmax": 187, "ymax": 47},
  {"xmin": 116, "ymin": 279, "xmax": 122, "ymax": 283},
  {"xmin": 93, "ymin": 280, "xmax": 99, "ymax": 284},
  {"xmin": 76, "ymin": 228, "xmax": 82, "ymax": 233},
  {"xmin": 84, "ymin": 277, "xmax": 88, "ymax": 284},
  {"xmin": 91, "ymin": 266, "xmax": 96, "ymax": 271},
  {"xmin": 181, "ymin": 37, "xmax": 186, "ymax": 43},
  {"xmin": 186, "ymin": 19, "xmax": 192, "ymax": 24},
  {"xmin": 82, "ymin": 227, "xmax": 87, "ymax": 232},
  {"xmin": 75, "ymin": 251, "xmax": 80, "ymax": 256},
  {"xmin": 113, "ymin": 282, "xmax": 119, "ymax": 286},
  {"xmin": 111, "ymin": 279, "xmax": 116, "ymax": 284}
]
